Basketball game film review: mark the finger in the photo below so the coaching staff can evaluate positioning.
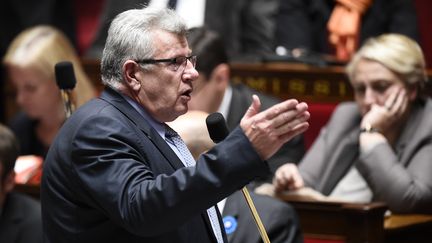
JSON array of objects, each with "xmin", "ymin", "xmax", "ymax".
[
  {"xmin": 279, "ymin": 122, "xmax": 310, "ymax": 143},
  {"xmin": 273, "ymin": 174, "xmax": 287, "ymax": 192},
  {"xmin": 270, "ymin": 102, "xmax": 308, "ymax": 129},
  {"xmin": 243, "ymin": 95, "xmax": 261, "ymax": 120},
  {"xmin": 273, "ymin": 164, "xmax": 292, "ymax": 191},
  {"xmin": 272, "ymin": 109, "xmax": 303, "ymax": 130},
  {"xmin": 261, "ymin": 99, "xmax": 299, "ymax": 121},
  {"xmin": 384, "ymin": 86, "xmax": 401, "ymax": 110},
  {"xmin": 278, "ymin": 164, "xmax": 303, "ymax": 191},
  {"xmin": 291, "ymin": 170, "xmax": 304, "ymax": 189},
  {"xmin": 393, "ymin": 89, "xmax": 408, "ymax": 116},
  {"xmin": 273, "ymin": 111, "xmax": 310, "ymax": 136}
]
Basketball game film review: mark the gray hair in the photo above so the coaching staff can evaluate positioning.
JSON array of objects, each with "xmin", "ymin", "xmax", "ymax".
[
  {"xmin": 101, "ymin": 7, "xmax": 188, "ymax": 88},
  {"xmin": 346, "ymin": 34, "xmax": 428, "ymax": 92}
]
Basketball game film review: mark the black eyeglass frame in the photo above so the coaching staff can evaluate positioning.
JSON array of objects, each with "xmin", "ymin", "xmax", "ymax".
[{"xmin": 135, "ymin": 55, "xmax": 197, "ymax": 70}]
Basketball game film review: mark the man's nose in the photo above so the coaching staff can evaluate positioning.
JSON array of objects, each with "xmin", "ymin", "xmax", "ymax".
[{"xmin": 182, "ymin": 62, "xmax": 199, "ymax": 82}]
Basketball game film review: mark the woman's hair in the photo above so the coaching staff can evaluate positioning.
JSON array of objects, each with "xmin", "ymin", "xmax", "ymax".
[
  {"xmin": 3, "ymin": 25, "xmax": 95, "ymax": 107},
  {"xmin": 101, "ymin": 7, "xmax": 188, "ymax": 88},
  {"xmin": 346, "ymin": 33, "xmax": 428, "ymax": 92}
]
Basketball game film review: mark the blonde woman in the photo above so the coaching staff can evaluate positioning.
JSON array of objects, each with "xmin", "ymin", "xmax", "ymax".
[
  {"xmin": 274, "ymin": 34, "xmax": 432, "ymax": 214},
  {"xmin": 3, "ymin": 25, "xmax": 96, "ymax": 158}
]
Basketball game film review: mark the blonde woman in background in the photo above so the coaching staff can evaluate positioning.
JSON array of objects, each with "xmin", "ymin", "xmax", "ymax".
[
  {"xmin": 3, "ymin": 25, "xmax": 96, "ymax": 158},
  {"xmin": 273, "ymin": 33, "xmax": 432, "ymax": 214}
]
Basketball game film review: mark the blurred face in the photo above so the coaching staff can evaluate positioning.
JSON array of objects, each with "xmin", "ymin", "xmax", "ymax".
[
  {"xmin": 135, "ymin": 30, "xmax": 199, "ymax": 122},
  {"xmin": 8, "ymin": 66, "xmax": 62, "ymax": 119},
  {"xmin": 188, "ymin": 73, "xmax": 219, "ymax": 113},
  {"xmin": 350, "ymin": 59, "xmax": 405, "ymax": 116}
]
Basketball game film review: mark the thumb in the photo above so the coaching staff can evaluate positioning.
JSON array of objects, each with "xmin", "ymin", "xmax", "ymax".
[{"xmin": 244, "ymin": 95, "xmax": 261, "ymax": 119}]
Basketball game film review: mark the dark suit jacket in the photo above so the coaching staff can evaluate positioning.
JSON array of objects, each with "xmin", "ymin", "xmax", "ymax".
[
  {"xmin": 227, "ymin": 84, "xmax": 305, "ymax": 180},
  {"xmin": 41, "ymin": 87, "xmax": 270, "ymax": 243},
  {"xmin": 0, "ymin": 192, "xmax": 42, "ymax": 243},
  {"xmin": 276, "ymin": 0, "xmax": 419, "ymax": 55},
  {"xmin": 300, "ymin": 99, "xmax": 432, "ymax": 213},
  {"xmin": 86, "ymin": 0, "xmax": 278, "ymax": 61},
  {"xmin": 223, "ymin": 191, "xmax": 302, "ymax": 243}
]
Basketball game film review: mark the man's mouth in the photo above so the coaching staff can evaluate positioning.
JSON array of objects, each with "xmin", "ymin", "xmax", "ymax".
[{"xmin": 181, "ymin": 89, "xmax": 192, "ymax": 98}]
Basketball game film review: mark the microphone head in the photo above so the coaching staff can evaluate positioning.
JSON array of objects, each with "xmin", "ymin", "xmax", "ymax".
[
  {"xmin": 206, "ymin": 112, "xmax": 229, "ymax": 143},
  {"xmin": 55, "ymin": 61, "xmax": 77, "ymax": 90}
]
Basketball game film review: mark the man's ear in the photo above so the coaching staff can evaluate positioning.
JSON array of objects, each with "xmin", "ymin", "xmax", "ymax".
[
  {"xmin": 122, "ymin": 60, "xmax": 142, "ymax": 92},
  {"xmin": 210, "ymin": 63, "xmax": 230, "ymax": 90},
  {"xmin": 3, "ymin": 171, "xmax": 16, "ymax": 193}
]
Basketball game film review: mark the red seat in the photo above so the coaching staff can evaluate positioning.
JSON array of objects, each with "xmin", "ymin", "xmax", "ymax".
[
  {"xmin": 304, "ymin": 103, "xmax": 337, "ymax": 150},
  {"xmin": 74, "ymin": 0, "xmax": 105, "ymax": 55}
]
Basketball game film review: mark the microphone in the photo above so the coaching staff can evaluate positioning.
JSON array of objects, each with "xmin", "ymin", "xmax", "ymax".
[
  {"xmin": 205, "ymin": 112, "xmax": 271, "ymax": 243},
  {"xmin": 206, "ymin": 112, "xmax": 229, "ymax": 143},
  {"xmin": 55, "ymin": 61, "xmax": 77, "ymax": 118}
]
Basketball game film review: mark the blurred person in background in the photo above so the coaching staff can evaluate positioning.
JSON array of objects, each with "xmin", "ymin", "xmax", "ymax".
[
  {"xmin": 187, "ymin": 27, "xmax": 306, "ymax": 186},
  {"xmin": 3, "ymin": 25, "xmax": 96, "ymax": 159},
  {"xmin": 0, "ymin": 123, "xmax": 42, "ymax": 243},
  {"xmin": 275, "ymin": 0, "xmax": 419, "ymax": 61},
  {"xmin": 273, "ymin": 33, "xmax": 432, "ymax": 214},
  {"xmin": 86, "ymin": 0, "xmax": 278, "ymax": 62}
]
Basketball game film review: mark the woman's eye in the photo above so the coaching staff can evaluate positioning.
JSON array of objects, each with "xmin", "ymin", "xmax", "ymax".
[
  {"xmin": 353, "ymin": 85, "xmax": 365, "ymax": 94},
  {"xmin": 372, "ymin": 83, "xmax": 390, "ymax": 93}
]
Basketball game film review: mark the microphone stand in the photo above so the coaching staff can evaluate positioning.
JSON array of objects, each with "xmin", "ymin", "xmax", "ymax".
[
  {"xmin": 206, "ymin": 113, "xmax": 271, "ymax": 243},
  {"xmin": 55, "ymin": 61, "xmax": 77, "ymax": 119},
  {"xmin": 60, "ymin": 90, "xmax": 75, "ymax": 118},
  {"xmin": 241, "ymin": 187, "xmax": 271, "ymax": 243}
]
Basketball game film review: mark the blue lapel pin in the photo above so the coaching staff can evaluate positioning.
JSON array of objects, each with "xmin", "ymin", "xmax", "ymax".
[{"xmin": 223, "ymin": 215, "xmax": 238, "ymax": 235}]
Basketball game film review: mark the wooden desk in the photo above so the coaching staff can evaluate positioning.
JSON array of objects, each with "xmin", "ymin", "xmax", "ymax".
[
  {"xmin": 278, "ymin": 195, "xmax": 432, "ymax": 243},
  {"xmin": 384, "ymin": 214, "xmax": 432, "ymax": 243}
]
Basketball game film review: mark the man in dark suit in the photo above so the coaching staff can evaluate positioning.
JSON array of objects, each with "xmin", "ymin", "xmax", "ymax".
[
  {"xmin": 41, "ymin": 7, "xmax": 310, "ymax": 243},
  {"xmin": 187, "ymin": 27, "xmax": 306, "ymax": 183},
  {"xmin": 85, "ymin": 0, "xmax": 278, "ymax": 62},
  {"xmin": 0, "ymin": 124, "xmax": 42, "ymax": 243},
  {"xmin": 169, "ymin": 110, "xmax": 303, "ymax": 243}
]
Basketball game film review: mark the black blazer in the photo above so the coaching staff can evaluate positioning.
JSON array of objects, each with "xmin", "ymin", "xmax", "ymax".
[
  {"xmin": 41, "ymin": 87, "xmax": 270, "ymax": 243},
  {"xmin": 223, "ymin": 190, "xmax": 303, "ymax": 243}
]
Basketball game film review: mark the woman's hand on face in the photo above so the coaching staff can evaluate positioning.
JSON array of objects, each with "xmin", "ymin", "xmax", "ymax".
[
  {"xmin": 273, "ymin": 163, "xmax": 304, "ymax": 192},
  {"xmin": 361, "ymin": 86, "xmax": 409, "ymax": 136}
]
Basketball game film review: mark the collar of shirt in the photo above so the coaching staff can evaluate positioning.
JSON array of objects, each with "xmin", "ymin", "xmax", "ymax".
[
  {"xmin": 122, "ymin": 94, "xmax": 192, "ymax": 167},
  {"xmin": 122, "ymin": 94, "xmax": 166, "ymax": 138},
  {"xmin": 218, "ymin": 85, "xmax": 233, "ymax": 119}
]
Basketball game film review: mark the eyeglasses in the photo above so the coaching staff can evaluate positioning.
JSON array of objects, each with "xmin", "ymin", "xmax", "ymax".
[{"xmin": 136, "ymin": 55, "xmax": 197, "ymax": 71}]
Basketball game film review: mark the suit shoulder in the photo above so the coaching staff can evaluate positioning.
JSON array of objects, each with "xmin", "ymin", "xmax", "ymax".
[{"xmin": 328, "ymin": 102, "xmax": 359, "ymax": 123}]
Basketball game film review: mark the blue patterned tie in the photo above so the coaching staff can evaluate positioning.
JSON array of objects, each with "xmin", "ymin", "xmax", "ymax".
[{"xmin": 165, "ymin": 125, "xmax": 224, "ymax": 243}]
